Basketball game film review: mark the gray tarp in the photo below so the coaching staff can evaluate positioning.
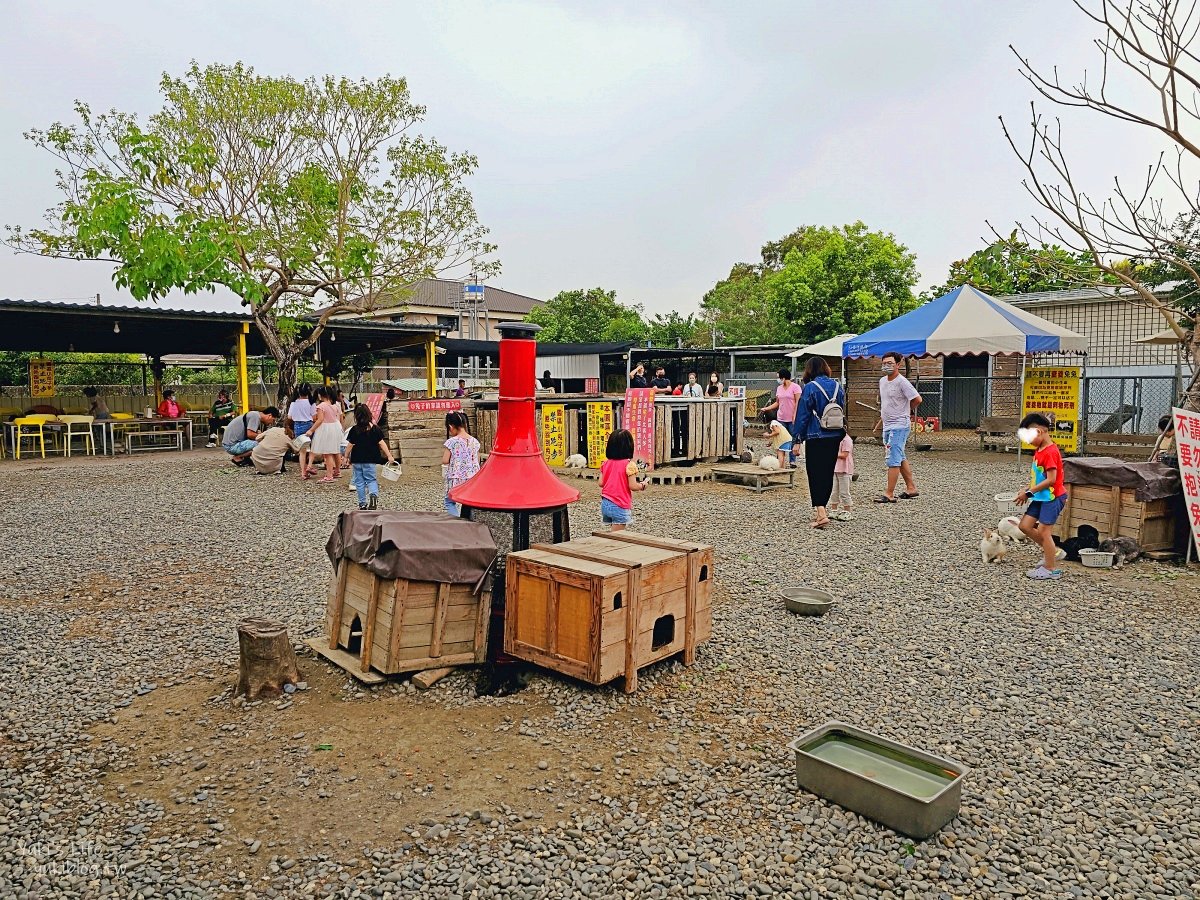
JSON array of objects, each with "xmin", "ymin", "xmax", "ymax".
[
  {"xmin": 1063, "ymin": 457, "xmax": 1181, "ymax": 503},
  {"xmin": 325, "ymin": 510, "xmax": 497, "ymax": 585}
]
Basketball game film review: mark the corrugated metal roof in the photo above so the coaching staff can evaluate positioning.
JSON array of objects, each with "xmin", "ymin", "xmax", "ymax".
[
  {"xmin": 0, "ymin": 297, "xmax": 250, "ymax": 321},
  {"xmin": 364, "ymin": 278, "xmax": 544, "ymax": 315},
  {"xmin": 999, "ymin": 286, "xmax": 1164, "ymax": 305}
]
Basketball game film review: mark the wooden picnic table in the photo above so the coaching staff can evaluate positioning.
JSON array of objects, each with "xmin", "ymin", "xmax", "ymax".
[{"xmin": 712, "ymin": 462, "xmax": 797, "ymax": 493}]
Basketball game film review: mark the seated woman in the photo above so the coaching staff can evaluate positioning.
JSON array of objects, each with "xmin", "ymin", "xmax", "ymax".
[
  {"xmin": 251, "ymin": 418, "xmax": 296, "ymax": 475},
  {"xmin": 83, "ymin": 387, "xmax": 111, "ymax": 420}
]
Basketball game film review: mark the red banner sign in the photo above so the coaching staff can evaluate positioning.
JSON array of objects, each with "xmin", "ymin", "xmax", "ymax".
[
  {"xmin": 623, "ymin": 388, "xmax": 656, "ymax": 471},
  {"xmin": 363, "ymin": 393, "xmax": 385, "ymax": 424},
  {"xmin": 585, "ymin": 377, "xmax": 600, "ymax": 394},
  {"xmin": 407, "ymin": 399, "xmax": 462, "ymax": 413}
]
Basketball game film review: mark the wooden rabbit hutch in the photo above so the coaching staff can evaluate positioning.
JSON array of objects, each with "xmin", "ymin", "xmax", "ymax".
[
  {"xmin": 317, "ymin": 511, "xmax": 498, "ymax": 679},
  {"xmin": 1053, "ymin": 457, "xmax": 1185, "ymax": 552},
  {"xmin": 504, "ymin": 531, "xmax": 713, "ymax": 692}
]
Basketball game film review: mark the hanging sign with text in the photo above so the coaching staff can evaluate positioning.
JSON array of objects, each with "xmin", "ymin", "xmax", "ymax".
[
  {"xmin": 1021, "ymin": 366, "xmax": 1080, "ymax": 454},
  {"xmin": 586, "ymin": 402, "xmax": 614, "ymax": 469},
  {"xmin": 406, "ymin": 399, "xmax": 462, "ymax": 413},
  {"xmin": 541, "ymin": 404, "xmax": 567, "ymax": 466},
  {"xmin": 622, "ymin": 388, "xmax": 656, "ymax": 470},
  {"xmin": 29, "ymin": 358, "xmax": 55, "ymax": 398}
]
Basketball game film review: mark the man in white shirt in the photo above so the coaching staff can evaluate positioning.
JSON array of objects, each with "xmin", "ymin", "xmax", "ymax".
[{"xmin": 873, "ymin": 351, "xmax": 921, "ymax": 502}]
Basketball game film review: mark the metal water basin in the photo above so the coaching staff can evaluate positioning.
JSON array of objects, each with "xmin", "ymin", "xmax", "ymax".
[
  {"xmin": 781, "ymin": 586, "xmax": 836, "ymax": 616},
  {"xmin": 787, "ymin": 721, "xmax": 967, "ymax": 839}
]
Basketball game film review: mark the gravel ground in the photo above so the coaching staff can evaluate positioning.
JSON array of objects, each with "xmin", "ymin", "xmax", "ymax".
[{"xmin": 1, "ymin": 444, "xmax": 1199, "ymax": 899}]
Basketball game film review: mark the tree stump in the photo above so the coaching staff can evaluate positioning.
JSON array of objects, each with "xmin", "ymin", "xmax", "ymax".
[{"xmin": 234, "ymin": 617, "xmax": 300, "ymax": 700}]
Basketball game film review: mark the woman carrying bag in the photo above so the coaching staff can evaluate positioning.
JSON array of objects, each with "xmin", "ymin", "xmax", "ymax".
[{"xmin": 790, "ymin": 357, "xmax": 847, "ymax": 529}]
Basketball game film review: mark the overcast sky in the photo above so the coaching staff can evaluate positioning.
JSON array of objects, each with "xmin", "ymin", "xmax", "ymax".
[{"xmin": 0, "ymin": 1, "xmax": 1168, "ymax": 316}]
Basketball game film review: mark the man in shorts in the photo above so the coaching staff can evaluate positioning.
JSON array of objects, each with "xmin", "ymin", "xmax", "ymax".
[
  {"xmin": 873, "ymin": 351, "xmax": 921, "ymax": 502},
  {"xmin": 221, "ymin": 407, "xmax": 279, "ymax": 465}
]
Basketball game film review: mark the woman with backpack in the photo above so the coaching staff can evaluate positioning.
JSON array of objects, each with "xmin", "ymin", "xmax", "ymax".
[{"xmin": 790, "ymin": 357, "xmax": 846, "ymax": 529}]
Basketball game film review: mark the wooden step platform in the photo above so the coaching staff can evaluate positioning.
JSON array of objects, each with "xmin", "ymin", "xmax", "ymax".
[
  {"xmin": 712, "ymin": 462, "xmax": 797, "ymax": 493},
  {"xmin": 305, "ymin": 637, "xmax": 386, "ymax": 684}
]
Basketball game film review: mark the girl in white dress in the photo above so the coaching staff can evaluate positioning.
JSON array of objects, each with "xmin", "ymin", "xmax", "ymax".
[{"xmin": 306, "ymin": 387, "xmax": 345, "ymax": 482}]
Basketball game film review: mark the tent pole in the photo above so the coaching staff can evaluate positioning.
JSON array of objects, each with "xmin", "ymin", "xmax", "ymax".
[{"xmin": 1017, "ymin": 353, "xmax": 1026, "ymax": 465}]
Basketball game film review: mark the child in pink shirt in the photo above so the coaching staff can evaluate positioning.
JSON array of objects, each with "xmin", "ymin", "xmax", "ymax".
[{"xmin": 830, "ymin": 434, "xmax": 855, "ymax": 521}]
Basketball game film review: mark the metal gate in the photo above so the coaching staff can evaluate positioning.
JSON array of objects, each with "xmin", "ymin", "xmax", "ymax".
[{"xmin": 1082, "ymin": 376, "xmax": 1178, "ymax": 434}]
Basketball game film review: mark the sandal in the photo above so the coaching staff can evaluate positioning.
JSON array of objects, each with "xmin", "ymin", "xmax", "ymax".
[
  {"xmin": 319, "ymin": 476, "xmax": 336, "ymax": 483},
  {"xmin": 899, "ymin": 491, "xmax": 921, "ymax": 499},
  {"xmin": 811, "ymin": 518, "xmax": 831, "ymax": 529},
  {"xmin": 873, "ymin": 495, "xmax": 897, "ymax": 504}
]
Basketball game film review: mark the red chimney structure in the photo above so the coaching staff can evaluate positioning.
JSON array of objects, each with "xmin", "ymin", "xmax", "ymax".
[
  {"xmin": 450, "ymin": 322, "xmax": 579, "ymax": 519},
  {"xmin": 452, "ymin": 323, "xmax": 578, "ymax": 689}
]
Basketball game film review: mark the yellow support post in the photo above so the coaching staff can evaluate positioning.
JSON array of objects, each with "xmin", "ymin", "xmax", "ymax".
[
  {"xmin": 237, "ymin": 323, "xmax": 251, "ymax": 414},
  {"xmin": 425, "ymin": 337, "xmax": 437, "ymax": 398}
]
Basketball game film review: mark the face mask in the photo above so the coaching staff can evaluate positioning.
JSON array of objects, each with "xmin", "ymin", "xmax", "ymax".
[
  {"xmin": 777, "ymin": 378, "xmax": 785, "ymax": 385},
  {"xmin": 711, "ymin": 376, "xmax": 718, "ymax": 383},
  {"xmin": 688, "ymin": 376, "xmax": 696, "ymax": 383},
  {"xmin": 1017, "ymin": 427, "xmax": 1039, "ymax": 445},
  {"xmin": 881, "ymin": 364, "xmax": 895, "ymax": 374}
]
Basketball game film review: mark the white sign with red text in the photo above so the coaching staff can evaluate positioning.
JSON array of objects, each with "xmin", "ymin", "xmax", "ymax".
[{"xmin": 1172, "ymin": 406, "xmax": 1200, "ymax": 553}]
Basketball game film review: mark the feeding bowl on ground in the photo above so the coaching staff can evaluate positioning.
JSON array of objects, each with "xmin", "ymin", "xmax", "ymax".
[
  {"xmin": 787, "ymin": 721, "xmax": 967, "ymax": 840},
  {"xmin": 1078, "ymin": 548, "xmax": 1115, "ymax": 568},
  {"xmin": 781, "ymin": 586, "xmax": 836, "ymax": 616}
]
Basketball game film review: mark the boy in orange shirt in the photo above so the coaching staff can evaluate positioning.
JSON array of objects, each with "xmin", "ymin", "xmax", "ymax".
[{"xmin": 1014, "ymin": 413, "xmax": 1067, "ymax": 579}]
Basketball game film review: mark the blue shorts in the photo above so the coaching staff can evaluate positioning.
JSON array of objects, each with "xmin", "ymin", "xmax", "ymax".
[
  {"xmin": 1025, "ymin": 494, "xmax": 1067, "ymax": 526},
  {"xmin": 224, "ymin": 439, "xmax": 257, "ymax": 456},
  {"xmin": 883, "ymin": 426, "xmax": 910, "ymax": 467},
  {"xmin": 293, "ymin": 421, "xmax": 312, "ymax": 437},
  {"xmin": 776, "ymin": 440, "xmax": 794, "ymax": 453},
  {"xmin": 601, "ymin": 497, "xmax": 632, "ymax": 525}
]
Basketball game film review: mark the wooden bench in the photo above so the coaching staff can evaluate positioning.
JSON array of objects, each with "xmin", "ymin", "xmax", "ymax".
[
  {"xmin": 712, "ymin": 462, "xmax": 797, "ymax": 493},
  {"xmin": 126, "ymin": 429, "xmax": 184, "ymax": 453},
  {"xmin": 1083, "ymin": 432, "xmax": 1157, "ymax": 459},
  {"xmin": 977, "ymin": 416, "xmax": 1019, "ymax": 452}
]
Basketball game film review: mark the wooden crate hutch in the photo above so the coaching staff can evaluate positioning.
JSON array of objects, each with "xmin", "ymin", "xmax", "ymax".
[{"xmin": 505, "ymin": 531, "xmax": 713, "ymax": 692}]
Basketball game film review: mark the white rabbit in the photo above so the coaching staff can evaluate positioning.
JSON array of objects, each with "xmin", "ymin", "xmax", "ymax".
[{"xmin": 980, "ymin": 528, "xmax": 1008, "ymax": 563}]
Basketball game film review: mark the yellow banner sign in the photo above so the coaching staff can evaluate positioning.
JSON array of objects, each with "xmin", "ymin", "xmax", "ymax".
[
  {"xmin": 541, "ymin": 404, "xmax": 566, "ymax": 466},
  {"xmin": 29, "ymin": 358, "xmax": 55, "ymax": 398},
  {"xmin": 586, "ymin": 402, "xmax": 614, "ymax": 469},
  {"xmin": 1021, "ymin": 366, "xmax": 1080, "ymax": 454}
]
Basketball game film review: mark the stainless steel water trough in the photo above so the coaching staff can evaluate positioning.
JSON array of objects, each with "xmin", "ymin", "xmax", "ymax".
[{"xmin": 787, "ymin": 721, "xmax": 967, "ymax": 840}]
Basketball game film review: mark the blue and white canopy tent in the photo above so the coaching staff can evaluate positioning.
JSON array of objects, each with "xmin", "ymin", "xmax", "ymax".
[
  {"xmin": 842, "ymin": 286, "xmax": 1087, "ymax": 458},
  {"xmin": 843, "ymin": 286, "xmax": 1087, "ymax": 358}
]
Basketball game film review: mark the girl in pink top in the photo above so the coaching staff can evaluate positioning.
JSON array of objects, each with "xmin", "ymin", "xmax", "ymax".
[
  {"xmin": 306, "ymin": 387, "xmax": 345, "ymax": 481},
  {"xmin": 830, "ymin": 433, "xmax": 855, "ymax": 521},
  {"xmin": 598, "ymin": 429, "xmax": 647, "ymax": 531}
]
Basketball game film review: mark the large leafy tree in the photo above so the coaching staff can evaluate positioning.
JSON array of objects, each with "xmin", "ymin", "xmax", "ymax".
[
  {"xmin": 923, "ymin": 235, "xmax": 1110, "ymax": 299},
  {"xmin": 525, "ymin": 288, "xmax": 647, "ymax": 343},
  {"xmin": 701, "ymin": 222, "xmax": 920, "ymax": 345},
  {"xmin": 7, "ymin": 62, "xmax": 495, "ymax": 403}
]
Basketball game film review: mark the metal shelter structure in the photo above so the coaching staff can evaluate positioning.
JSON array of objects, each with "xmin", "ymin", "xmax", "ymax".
[{"xmin": 0, "ymin": 298, "xmax": 444, "ymax": 410}]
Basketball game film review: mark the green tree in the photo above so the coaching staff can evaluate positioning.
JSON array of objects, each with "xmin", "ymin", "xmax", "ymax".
[
  {"xmin": 526, "ymin": 288, "xmax": 647, "ymax": 343},
  {"xmin": 698, "ymin": 267, "xmax": 778, "ymax": 346},
  {"xmin": 645, "ymin": 310, "xmax": 700, "ymax": 348},
  {"xmin": 922, "ymin": 235, "xmax": 1109, "ymax": 299},
  {"xmin": 701, "ymin": 222, "xmax": 919, "ymax": 345},
  {"xmin": 8, "ymin": 62, "xmax": 495, "ymax": 403}
]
